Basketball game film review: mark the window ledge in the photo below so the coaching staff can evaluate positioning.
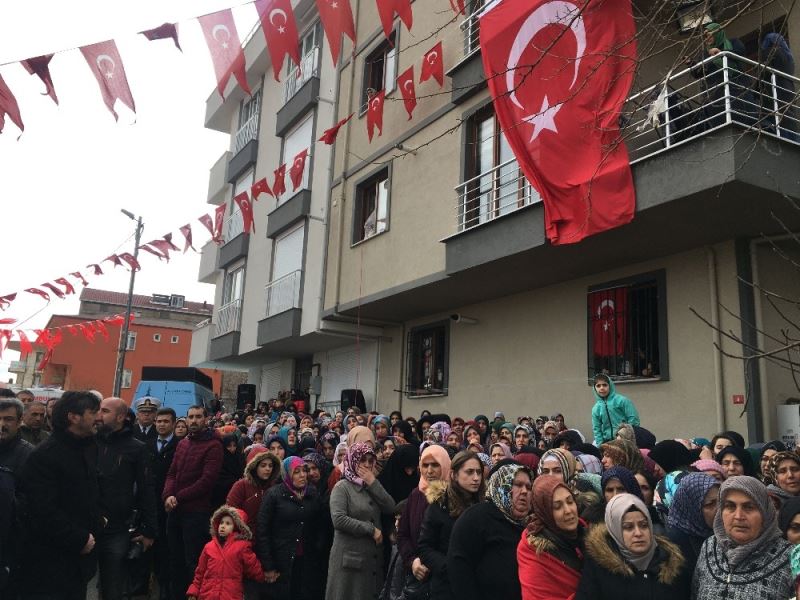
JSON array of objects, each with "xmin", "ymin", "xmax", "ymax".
[
  {"xmin": 351, "ymin": 229, "xmax": 388, "ymax": 248},
  {"xmin": 611, "ymin": 376, "xmax": 665, "ymax": 385},
  {"xmin": 407, "ymin": 392, "xmax": 448, "ymax": 399}
]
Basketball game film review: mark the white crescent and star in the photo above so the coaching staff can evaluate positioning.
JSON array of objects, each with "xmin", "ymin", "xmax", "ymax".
[
  {"xmin": 269, "ymin": 9, "xmax": 288, "ymax": 34},
  {"xmin": 403, "ymin": 79, "xmax": 414, "ymax": 93},
  {"xmin": 597, "ymin": 299, "xmax": 616, "ymax": 331},
  {"xmin": 212, "ymin": 23, "xmax": 232, "ymax": 49},
  {"xmin": 96, "ymin": 54, "xmax": 116, "ymax": 79},
  {"xmin": 426, "ymin": 51, "xmax": 439, "ymax": 65},
  {"xmin": 371, "ymin": 98, "xmax": 381, "ymax": 111},
  {"xmin": 506, "ymin": 1, "xmax": 586, "ymax": 140}
]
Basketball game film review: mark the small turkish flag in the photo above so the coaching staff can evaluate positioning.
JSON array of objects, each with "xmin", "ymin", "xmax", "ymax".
[
  {"xmin": 256, "ymin": 0, "xmax": 301, "ymax": 81},
  {"xmin": 0, "ymin": 319, "xmax": 15, "ymax": 325},
  {"xmin": 139, "ymin": 244, "xmax": 167, "ymax": 260},
  {"xmin": 40, "ymin": 283, "xmax": 66, "ymax": 300},
  {"xmin": 319, "ymin": 113, "xmax": 353, "ymax": 144},
  {"xmin": 589, "ymin": 288, "xmax": 627, "ymax": 357},
  {"xmin": 140, "ymin": 23, "xmax": 182, "ymax": 51},
  {"xmin": 289, "ymin": 149, "xmax": 309, "ymax": 191},
  {"xmin": 198, "ymin": 9, "xmax": 252, "ymax": 98},
  {"xmin": 0, "ymin": 294, "xmax": 16, "ymax": 310},
  {"xmin": 316, "ymin": 0, "xmax": 356, "ymax": 65},
  {"xmin": 25, "ymin": 288, "xmax": 50, "ymax": 302},
  {"xmin": 213, "ymin": 204, "xmax": 227, "ymax": 244},
  {"xmin": 119, "ymin": 253, "xmax": 141, "ymax": 271},
  {"xmin": 37, "ymin": 348, "xmax": 54, "ymax": 371},
  {"xmin": 70, "ymin": 272, "xmax": 89, "ymax": 287},
  {"xmin": 179, "ymin": 224, "xmax": 195, "ymax": 252},
  {"xmin": 272, "ymin": 164, "xmax": 287, "ymax": 198},
  {"xmin": 87, "ymin": 264, "xmax": 103, "ymax": 276},
  {"xmin": 479, "ymin": 0, "xmax": 637, "ymax": 244},
  {"xmin": 420, "ymin": 42, "xmax": 444, "ymax": 87},
  {"xmin": 0, "ymin": 74, "xmax": 24, "ymax": 134},
  {"xmin": 198, "ymin": 214, "xmax": 215, "ymax": 239},
  {"xmin": 66, "ymin": 325, "xmax": 79, "ymax": 336},
  {"xmin": 251, "ymin": 177, "xmax": 273, "ymax": 200},
  {"xmin": 376, "ymin": 0, "xmax": 413, "ymax": 41},
  {"xmin": 78, "ymin": 323, "xmax": 96, "ymax": 343},
  {"xmin": 397, "ymin": 67, "xmax": 416, "ymax": 119},
  {"xmin": 80, "ymin": 40, "xmax": 136, "ymax": 121},
  {"xmin": 366, "ymin": 90, "xmax": 385, "ymax": 142},
  {"xmin": 0, "ymin": 330, "xmax": 11, "ymax": 359},
  {"xmin": 449, "ymin": 0, "xmax": 465, "ymax": 15},
  {"xmin": 54, "ymin": 277, "xmax": 76, "ymax": 296},
  {"xmin": 22, "ymin": 55, "xmax": 58, "ymax": 104},
  {"xmin": 162, "ymin": 233, "xmax": 180, "ymax": 251},
  {"xmin": 233, "ymin": 191, "xmax": 255, "ymax": 234},
  {"xmin": 95, "ymin": 320, "xmax": 110, "ymax": 342},
  {"xmin": 104, "ymin": 254, "xmax": 123, "ymax": 268},
  {"xmin": 17, "ymin": 331, "xmax": 32, "ymax": 354},
  {"xmin": 145, "ymin": 239, "xmax": 174, "ymax": 261}
]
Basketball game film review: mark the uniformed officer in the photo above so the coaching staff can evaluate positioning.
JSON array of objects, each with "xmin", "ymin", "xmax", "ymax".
[{"xmin": 133, "ymin": 396, "xmax": 161, "ymax": 442}]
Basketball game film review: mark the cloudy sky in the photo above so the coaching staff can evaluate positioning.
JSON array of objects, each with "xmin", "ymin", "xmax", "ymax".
[{"xmin": 0, "ymin": 0, "xmax": 260, "ymax": 382}]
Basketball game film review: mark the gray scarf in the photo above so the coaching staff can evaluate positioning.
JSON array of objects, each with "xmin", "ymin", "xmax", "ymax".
[
  {"xmin": 713, "ymin": 475, "xmax": 781, "ymax": 570},
  {"xmin": 605, "ymin": 493, "xmax": 656, "ymax": 571}
]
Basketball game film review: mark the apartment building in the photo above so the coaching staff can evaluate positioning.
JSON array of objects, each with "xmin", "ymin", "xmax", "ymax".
[
  {"xmin": 316, "ymin": 0, "xmax": 800, "ymax": 442},
  {"xmin": 190, "ymin": 0, "xmax": 382, "ymax": 412}
]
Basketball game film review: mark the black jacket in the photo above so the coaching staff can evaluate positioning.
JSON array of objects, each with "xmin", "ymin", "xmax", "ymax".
[
  {"xmin": 19, "ymin": 430, "xmax": 102, "ymax": 594},
  {"xmin": 148, "ymin": 435, "xmax": 178, "ymax": 498},
  {"xmin": 0, "ymin": 435, "xmax": 33, "ymax": 479},
  {"xmin": 447, "ymin": 501, "xmax": 524, "ymax": 600},
  {"xmin": 257, "ymin": 483, "xmax": 325, "ymax": 600},
  {"xmin": 133, "ymin": 423, "xmax": 157, "ymax": 443},
  {"xmin": 97, "ymin": 425, "xmax": 158, "ymax": 539},
  {"xmin": 575, "ymin": 524, "xmax": 691, "ymax": 600},
  {"xmin": 417, "ymin": 482, "xmax": 458, "ymax": 600}
]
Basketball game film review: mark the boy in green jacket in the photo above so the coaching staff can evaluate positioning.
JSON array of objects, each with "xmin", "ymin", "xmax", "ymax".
[{"xmin": 591, "ymin": 374, "xmax": 640, "ymax": 445}]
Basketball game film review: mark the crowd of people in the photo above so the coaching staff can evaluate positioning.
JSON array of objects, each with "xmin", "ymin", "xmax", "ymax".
[{"xmin": 2, "ymin": 372, "xmax": 800, "ymax": 600}]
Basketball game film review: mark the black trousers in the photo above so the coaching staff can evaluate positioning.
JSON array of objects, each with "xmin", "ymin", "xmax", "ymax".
[{"xmin": 166, "ymin": 511, "xmax": 210, "ymax": 600}]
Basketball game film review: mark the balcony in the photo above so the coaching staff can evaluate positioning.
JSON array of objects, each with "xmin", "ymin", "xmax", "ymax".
[
  {"xmin": 447, "ymin": 3, "xmax": 486, "ymax": 104},
  {"xmin": 276, "ymin": 47, "xmax": 321, "ymax": 137},
  {"xmin": 198, "ymin": 240, "xmax": 218, "ymax": 284},
  {"xmin": 189, "ymin": 319, "xmax": 212, "ymax": 367},
  {"xmin": 257, "ymin": 270, "xmax": 303, "ymax": 345},
  {"xmin": 227, "ymin": 112, "xmax": 259, "ymax": 184},
  {"xmin": 217, "ymin": 210, "xmax": 249, "ymax": 269},
  {"xmin": 234, "ymin": 112, "xmax": 259, "ymax": 154},
  {"xmin": 207, "ymin": 151, "xmax": 231, "ymax": 205},
  {"xmin": 210, "ymin": 299, "xmax": 241, "ymax": 361},
  {"xmin": 9, "ymin": 360, "xmax": 26, "ymax": 373}
]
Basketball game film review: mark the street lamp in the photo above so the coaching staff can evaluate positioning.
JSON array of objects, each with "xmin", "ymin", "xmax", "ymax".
[{"xmin": 112, "ymin": 209, "xmax": 144, "ymax": 397}]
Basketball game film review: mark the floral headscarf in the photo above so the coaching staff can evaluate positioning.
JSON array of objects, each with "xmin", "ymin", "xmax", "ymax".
[
  {"xmin": 655, "ymin": 470, "xmax": 690, "ymax": 518},
  {"xmin": 427, "ymin": 421, "xmax": 451, "ymax": 443},
  {"xmin": 342, "ymin": 441, "xmax": 375, "ymax": 487},
  {"xmin": 486, "ymin": 463, "xmax": 531, "ymax": 526},
  {"xmin": 537, "ymin": 448, "xmax": 577, "ymax": 484},
  {"xmin": 667, "ymin": 472, "xmax": 719, "ymax": 539},
  {"xmin": 282, "ymin": 456, "xmax": 307, "ymax": 497}
]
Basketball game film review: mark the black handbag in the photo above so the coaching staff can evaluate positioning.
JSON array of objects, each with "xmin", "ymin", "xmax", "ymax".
[{"xmin": 400, "ymin": 573, "xmax": 430, "ymax": 600}]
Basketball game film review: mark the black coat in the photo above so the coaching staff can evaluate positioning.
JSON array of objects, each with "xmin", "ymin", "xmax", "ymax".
[
  {"xmin": 148, "ymin": 436, "xmax": 178, "ymax": 498},
  {"xmin": 417, "ymin": 483, "xmax": 458, "ymax": 600},
  {"xmin": 447, "ymin": 501, "xmax": 525, "ymax": 600},
  {"xmin": 0, "ymin": 435, "xmax": 33, "ymax": 478},
  {"xmin": 133, "ymin": 423, "xmax": 157, "ymax": 443},
  {"xmin": 575, "ymin": 524, "xmax": 691, "ymax": 600},
  {"xmin": 97, "ymin": 424, "xmax": 158, "ymax": 539},
  {"xmin": 257, "ymin": 483, "xmax": 325, "ymax": 600},
  {"xmin": 18, "ymin": 430, "xmax": 102, "ymax": 594}
]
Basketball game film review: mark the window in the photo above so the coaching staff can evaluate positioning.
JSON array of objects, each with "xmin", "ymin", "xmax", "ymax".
[
  {"xmin": 407, "ymin": 322, "xmax": 449, "ymax": 396},
  {"xmin": 171, "ymin": 335, "xmax": 180, "ymax": 344},
  {"xmin": 353, "ymin": 168, "xmax": 389, "ymax": 243},
  {"xmin": 151, "ymin": 294, "xmax": 170, "ymax": 305},
  {"xmin": 235, "ymin": 89, "xmax": 261, "ymax": 153},
  {"xmin": 34, "ymin": 351, "xmax": 44, "ymax": 369},
  {"xmin": 153, "ymin": 334, "xmax": 161, "ymax": 343},
  {"xmin": 121, "ymin": 369, "xmax": 133, "ymax": 389},
  {"xmin": 587, "ymin": 270, "xmax": 668, "ymax": 382},
  {"xmin": 125, "ymin": 331, "xmax": 137, "ymax": 351},
  {"xmin": 362, "ymin": 32, "xmax": 397, "ymax": 109},
  {"xmin": 223, "ymin": 266, "xmax": 245, "ymax": 305},
  {"xmin": 280, "ymin": 115, "xmax": 314, "ymax": 201},
  {"xmin": 227, "ymin": 171, "xmax": 253, "ymax": 241},
  {"xmin": 268, "ymin": 224, "xmax": 305, "ymax": 316},
  {"xmin": 170, "ymin": 295, "xmax": 185, "ymax": 308}
]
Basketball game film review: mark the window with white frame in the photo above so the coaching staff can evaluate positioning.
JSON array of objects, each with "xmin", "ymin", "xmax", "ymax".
[
  {"xmin": 362, "ymin": 32, "xmax": 397, "ymax": 109},
  {"xmin": 353, "ymin": 168, "xmax": 389, "ymax": 243},
  {"xmin": 125, "ymin": 331, "xmax": 137, "ymax": 351},
  {"xmin": 287, "ymin": 22, "xmax": 322, "ymax": 81},
  {"xmin": 170, "ymin": 295, "xmax": 185, "ymax": 308},
  {"xmin": 171, "ymin": 335, "xmax": 180, "ymax": 344},
  {"xmin": 235, "ymin": 89, "xmax": 261, "ymax": 153},
  {"xmin": 121, "ymin": 369, "xmax": 133, "ymax": 389},
  {"xmin": 153, "ymin": 334, "xmax": 161, "ymax": 343},
  {"xmin": 223, "ymin": 266, "xmax": 245, "ymax": 305},
  {"xmin": 280, "ymin": 115, "xmax": 314, "ymax": 201},
  {"xmin": 268, "ymin": 224, "xmax": 304, "ymax": 316}
]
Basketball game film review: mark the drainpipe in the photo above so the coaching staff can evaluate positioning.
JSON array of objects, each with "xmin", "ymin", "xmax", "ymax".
[{"xmin": 707, "ymin": 246, "xmax": 726, "ymax": 431}]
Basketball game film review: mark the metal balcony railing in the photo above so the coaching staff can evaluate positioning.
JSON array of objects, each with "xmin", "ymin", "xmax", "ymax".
[
  {"xmin": 455, "ymin": 158, "xmax": 541, "ymax": 233},
  {"xmin": 264, "ymin": 270, "xmax": 302, "ymax": 317},
  {"xmin": 234, "ymin": 112, "xmax": 259, "ymax": 154},
  {"xmin": 284, "ymin": 47, "xmax": 320, "ymax": 104},
  {"xmin": 214, "ymin": 299, "xmax": 242, "ymax": 337},
  {"xmin": 460, "ymin": 3, "xmax": 483, "ymax": 58},
  {"xmin": 623, "ymin": 51, "xmax": 800, "ymax": 163},
  {"xmin": 223, "ymin": 209, "xmax": 244, "ymax": 243}
]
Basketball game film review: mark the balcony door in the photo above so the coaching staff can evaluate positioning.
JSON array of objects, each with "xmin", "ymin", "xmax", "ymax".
[{"xmin": 268, "ymin": 224, "xmax": 304, "ymax": 316}]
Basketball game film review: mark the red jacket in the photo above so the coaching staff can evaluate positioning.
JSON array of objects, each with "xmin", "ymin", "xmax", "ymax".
[
  {"xmin": 226, "ymin": 449, "xmax": 280, "ymax": 534},
  {"xmin": 517, "ymin": 529, "xmax": 582, "ymax": 600},
  {"xmin": 187, "ymin": 506, "xmax": 264, "ymax": 600},
  {"xmin": 163, "ymin": 428, "xmax": 223, "ymax": 514}
]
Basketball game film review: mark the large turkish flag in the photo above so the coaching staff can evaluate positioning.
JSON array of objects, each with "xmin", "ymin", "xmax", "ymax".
[
  {"xmin": 589, "ymin": 288, "xmax": 627, "ymax": 357},
  {"xmin": 479, "ymin": 0, "xmax": 637, "ymax": 245}
]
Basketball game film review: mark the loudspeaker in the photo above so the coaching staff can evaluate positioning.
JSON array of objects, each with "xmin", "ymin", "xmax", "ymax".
[
  {"xmin": 340, "ymin": 389, "xmax": 366, "ymax": 413},
  {"xmin": 237, "ymin": 384, "xmax": 257, "ymax": 409}
]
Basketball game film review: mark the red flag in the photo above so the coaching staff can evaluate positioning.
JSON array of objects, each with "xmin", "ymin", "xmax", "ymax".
[
  {"xmin": 147, "ymin": 239, "xmax": 175, "ymax": 261},
  {"xmin": 0, "ymin": 319, "xmax": 15, "ymax": 325},
  {"xmin": 139, "ymin": 244, "xmax": 166, "ymax": 260},
  {"xmin": 198, "ymin": 9, "xmax": 251, "ymax": 98},
  {"xmin": 366, "ymin": 90, "xmax": 385, "ymax": 142},
  {"xmin": 40, "ymin": 283, "xmax": 66, "ymax": 300},
  {"xmin": 0, "ymin": 74, "xmax": 24, "ymax": 134},
  {"xmin": 104, "ymin": 314, "xmax": 126, "ymax": 326},
  {"xmin": 420, "ymin": 41, "xmax": 444, "ymax": 87},
  {"xmin": 104, "ymin": 254, "xmax": 123, "ymax": 268},
  {"xmin": 70, "ymin": 271, "xmax": 89, "ymax": 287},
  {"xmin": 479, "ymin": 0, "xmax": 637, "ymax": 245},
  {"xmin": 50, "ymin": 328, "xmax": 63, "ymax": 346},
  {"xmin": 80, "ymin": 40, "xmax": 136, "ymax": 121},
  {"xmin": 34, "ymin": 329, "xmax": 52, "ymax": 348},
  {"xmin": 162, "ymin": 233, "xmax": 180, "ymax": 252},
  {"xmin": 21, "ymin": 54, "xmax": 58, "ymax": 104},
  {"xmin": 289, "ymin": 149, "xmax": 308, "ymax": 191},
  {"xmin": 37, "ymin": 348, "xmax": 54, "ymax": 371},
  {"xmin": 251, "ymin": 178, "xmax": 273, "ymax": 200},
  {"xmin": 54, "ymin": 277, "xmax": 76, "ymax": 295},
  {"xmin": 140, "ymin": 23, "xmax": 182, "ymax": 51},
  {"xmin": 319, "ymin": 113, "xmax": 353, "ymax": 144},
  {"xmin": 316, "ymin": 0, "xmax": 356, "ymax": 65},
  {"xmin": 376, "ymin": 0, "xmax": 413, "ymax": 40},
  {"xmin": 87, "ymin": 263, "xmax": 103, "ymax": 276},
  {"xmin": 179, "ymin": 224, "xmax": 195, "ymax": 252},
  {"xmin": 255, "ymin": 0, "xmax": 301, "ymax": 81},
  {"xmin": 119, "ymin": 252, "xmax": 141, "ymax": 271},
  {"xmin": 397, "ymin": 66, "xmax": 416, "ymax": 119},
  {"xmin": 25, "ymin": 288, "xmax": 50, "ymax": 302},
  {"xmin": 0, "ymin": 293, "xmax": 17, "ymax": 310},
  {"xmin": 95, "ymin": 320, "xmax": 110, "ymax": 341},
  {"xmin": 272, "ymin": 164, "xmax": 287, "ymax": 197},
  {"xmin": 589, "ymin": 288, "xmax": 627, "ymax": 357},
  {"xmin": 233, "ymin": 192, "xmax": 255, "ymax": 234},
  {"xmin": 213, "ymin": 204, "xmax": 227, "ymax": 244},
  {"xmin": 17, "ymin": 330, "xmax": 32, "ymax": 354},
  {"xmin": 66, "ymin": 325, "xmax": 79, "ymax": 336},
  {"xmin": 198, "ymin": 214, "xmax": 215, "ymax": 239},
  {"xmin": 78, "ymin": 323, "xmax": 96, "ymax": 343},
  {"xmin": 0, "ymin": 330, "xmax": 11, "ymax": 359},
  {"xmin": 449, "ymin": 0, "xmax": 465, "ymax": 15}
]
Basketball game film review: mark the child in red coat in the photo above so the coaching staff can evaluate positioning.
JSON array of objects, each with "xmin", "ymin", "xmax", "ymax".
[{"xmin": 187, "ymin": 505, "xmax": 266, "ymax": 600}]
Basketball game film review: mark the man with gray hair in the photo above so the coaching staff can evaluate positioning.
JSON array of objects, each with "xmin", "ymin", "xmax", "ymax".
[
  {"xmin": 0, "ymin": 394, "xmax": 33, "ymax": 477},
  {"xmin": 20, "ymin": 401, "xmax": 49, "ymax": 446}
]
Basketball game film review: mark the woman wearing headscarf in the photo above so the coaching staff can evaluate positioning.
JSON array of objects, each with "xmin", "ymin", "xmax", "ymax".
[
  {"xmin": 325, "ymin": 442, "xmax": 396, "ymax": 600},
  {"xmin": 462, "ymin": 425, "xmax": 483, "ymax": 451},
  {"xmin": 417, "ymin": 450, "xmax": 484, "ymax": 600},
  {"xmin": 599, "ymin": 439, "xmax": 644, "ymax": 473},
  {"xmin": 227, "ymin": 445, "xmax": 282, "ymax": 535},
  {"xmin": 378, "ymin": 444, "xmax": 420, "ymax": 503},
  {"xmin": 693, "ymin": 475, "xmax": 794, "ymax": 600},
  {"xmin": 691, "ymin": 458, "xmax": 726, "ymax": 482},
  {"xmin": 447, "ymin": 464, "xmax": 533, "ymax": 600},
  {"xmin": 648, "ymin": 440, "xmax": 693, "ymax": 474},
  {"xmin": 665, "ymin": 472, "xmax": 719, "ymax": 571},
  {"xmin": 396, "ymin": 445, "xmax": 451, "ymax": 592},
  {"xmin": 489, "ymin": 442, "xmax": 513, "ymax": 466},
  {"xmin": 278, "ymin": 426, "xmax": 299, "ymax": 456},
  {"xmin": 759, "ymin": 441, "xmax": 787, "ymax": 483},
  {"xmin": 576, "ymin": 454, "xmax": 602, "ymax": 475},
  {"xmin": 602, "ymin": 466, "xmax": 643, "ymax": 502},
  {"xmin": 473, "ymin": 415, "xmax": 491, "ymax": 445},
  {"xmin": 517, "ymin": 477, "xmax": 586, "ymax": 600},
  {"xmin": 709, "ymin": 430, "xmax": 745, "ymax": 457},
  {"xmin": 537, "ymin": 448, "xmax": 577, "ymax": 486},
  {"xmin": 716, "ymin": 445, "xmax": 755, "ymax": 478},
  {"xmin": 257, "ymin": 456, "xmax": 324, "ymax": 600},
  {"xmin": 779, "ymin": 496, "xmax": 800, "ymax": 544},
  {"xmin": 372, "ymin": 415, "xmax": 391, "ymax": 443},
  {"xmin": 577, "ymin": 493, "xmax": 689, "ymax": 600},
  {"xmin": 327, "ymin": 426, "xmax": 377, "ymax": 491},
  {"xmin": 212, "ymin": 433, "xmax": 245, "ymax": 508},
  {"xmin": 392, "ymin": 420, "xmax": 420, "ymax": 447}
]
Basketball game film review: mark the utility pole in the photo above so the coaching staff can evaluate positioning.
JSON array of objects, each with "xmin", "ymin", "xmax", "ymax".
[{"xmin": 113, "ymin": 210, "xmax": 143, "ymax": 397}]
